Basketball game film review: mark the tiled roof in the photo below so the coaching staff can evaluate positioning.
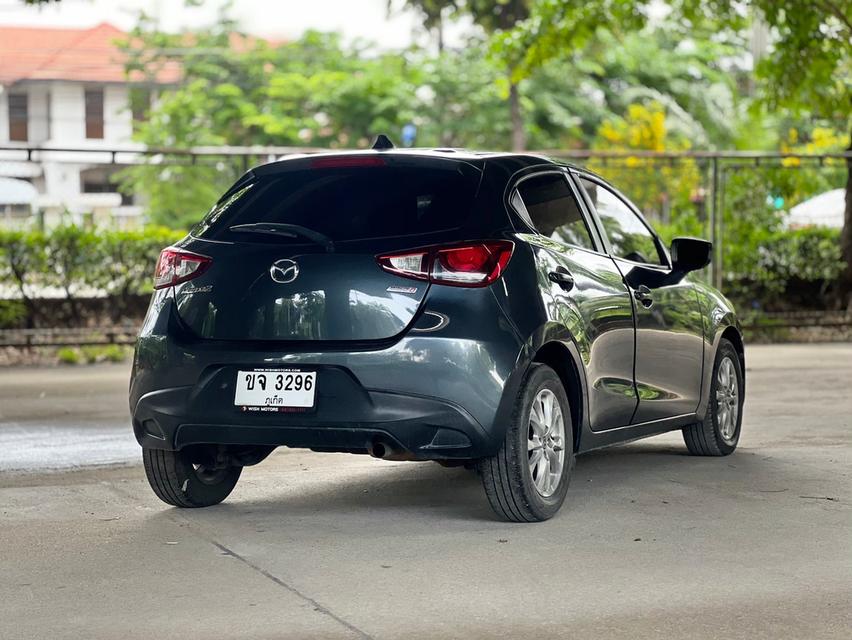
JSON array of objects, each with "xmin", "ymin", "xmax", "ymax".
[{"xmin": 0, "ymin": 22, "xmax": 181, "ymax": 85}]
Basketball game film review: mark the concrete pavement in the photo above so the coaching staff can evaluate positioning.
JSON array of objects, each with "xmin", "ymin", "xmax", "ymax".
[{"xmin": 1, "ymin": 344, "xmax": 850, "ymax": 639}]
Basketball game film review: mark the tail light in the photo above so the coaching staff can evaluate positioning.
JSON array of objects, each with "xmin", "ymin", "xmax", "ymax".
[
  {"xmin": 377, "ymin": 241, "xmax": 514, "ymax": 287},
  {"xmin": 310, "ymin": 156, "xmax": 386, "ymax": 169},
  {"xmin": 153, "ymin": 247, "xmax": 212, "ymax": 289}
]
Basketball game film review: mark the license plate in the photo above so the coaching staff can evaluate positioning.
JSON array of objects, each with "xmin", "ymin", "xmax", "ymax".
[{"xmin": 234, "ymin": 369, "xmax": 316, "ymax": 412}]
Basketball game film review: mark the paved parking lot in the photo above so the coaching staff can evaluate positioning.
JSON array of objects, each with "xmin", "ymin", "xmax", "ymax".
[{"xmin": 1, "ymin": 344, "xmax": 850, "ymax": 639}]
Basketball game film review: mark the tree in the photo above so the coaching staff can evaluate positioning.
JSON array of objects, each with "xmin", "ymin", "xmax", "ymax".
[
  {"xmin": 748, "ymin": 0, "xmax": 852, "ymax": 305},
  {"xmin": 119, "ymin": 17, "xmax": 419, "ymax": 227},
  {"xmin": 589, "ymin": 102, "xmax": 702, "ymax": 223},
  {"xmin": 388, "ymin": 0, "xmax": 459, "ymax": 51},
  {"xmin": 522, "ymin": 24, "xmax": 743, "ymax": 149},
  {"xmin": 463, "ymin": 0, "xmax": 533, "ymax": 150},
  {"xmin": 396, "ymin": 0, "xmax": 533, "ymax": 149}
]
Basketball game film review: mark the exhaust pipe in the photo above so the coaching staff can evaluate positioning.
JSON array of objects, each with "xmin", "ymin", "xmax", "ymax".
[
  {"xmin": 367, "ymin": 438, "xmax": 415, "ymax": 461},
  {"xmin": 368, "ymin": 440, "xmax": 389, "ymax": 459}
]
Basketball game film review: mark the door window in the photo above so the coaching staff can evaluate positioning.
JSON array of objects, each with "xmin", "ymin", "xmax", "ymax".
[
  {"xmin": 515, "ymin": 174, "xmax": 596, "ymax": 251},
  {"xmin": 579, "ymin": 178, "xmax": 666, "ymax": 266}
]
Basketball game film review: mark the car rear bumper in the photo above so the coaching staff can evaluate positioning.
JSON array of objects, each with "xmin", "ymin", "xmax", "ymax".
[
  {"xmin": 130, "ymin": 293, "xmax": 525, "ymax": 460},
  {"xmin": 133, "ymin": 384, "xmax": 486, "ymax": 459}
]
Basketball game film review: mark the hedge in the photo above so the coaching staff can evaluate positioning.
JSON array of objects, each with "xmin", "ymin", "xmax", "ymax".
[
  {"xmin": 0, "ymin": 222, "xmax": 845, "ymax": 328},
  {"xmin": 0, "ymin": 225, "xmax": 185, "ymax": 328}
]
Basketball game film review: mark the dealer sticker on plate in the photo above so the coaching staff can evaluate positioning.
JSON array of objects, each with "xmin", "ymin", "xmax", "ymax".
[{"xmin": 234, "ymin": 369, "xmax": 316, "ymax": 412}]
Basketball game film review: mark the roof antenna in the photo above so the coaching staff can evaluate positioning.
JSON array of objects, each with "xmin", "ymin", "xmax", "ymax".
[{"xmin": 371, "ymin": 134, "xmax": 395, "ymax": 150}]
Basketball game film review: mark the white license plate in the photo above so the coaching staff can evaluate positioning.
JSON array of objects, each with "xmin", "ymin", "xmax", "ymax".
[{"xmin": 234, "ymin": 369, "xmax": 316, "ymax": 411}]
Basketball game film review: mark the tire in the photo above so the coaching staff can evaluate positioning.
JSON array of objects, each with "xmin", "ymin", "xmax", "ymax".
[
  {"xmin": 478, "ymin": 364, "xmax": 575, "ymax": 522},
  {"xmin": 682, "ymin": 338, "xmax": 744, "ymax": 456},
  {"xmin": 143, "ymin": 447, "xmax": 242, "ymax": 508}
]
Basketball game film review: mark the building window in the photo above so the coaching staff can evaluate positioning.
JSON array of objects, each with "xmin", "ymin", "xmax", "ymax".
[
  {"xmin": 130, "ymin": 88, "xmax": 151, "ymax": 130},
  {"xmin": 9, "ymin": 94, "xmax": 28, "ymax": 142},
  {"xmin": 84, "ymin": 88, "xmax": 104, "ymax": 139},
  {"xmin": 81, "ymin": 175, "xmax": 133, "ymax": 205}
]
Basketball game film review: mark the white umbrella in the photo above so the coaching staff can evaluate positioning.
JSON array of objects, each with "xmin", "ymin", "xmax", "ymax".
[{"xmin": 786, "ymin": 188, "xmax": 846, "ymax": 229}]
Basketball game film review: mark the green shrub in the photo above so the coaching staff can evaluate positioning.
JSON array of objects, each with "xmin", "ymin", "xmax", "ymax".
[
  {"xmin": 79, "ymin": 344, "xmax": 131, "ymax": 364},
  {"xmin": 0, "ymin": 300, "xmax": 26, "ymax": 329},
  {"xmin": 0, "ymin": 225, "xmax": 185, "ymax": 326},
  {"xmin": 80, "ymin": 346, "xmax": 101, "ymax": 364},
  {"xmin": 80, "ymin": 344, "xmax": 129, "ymax": 364},
  {"xmin": 102, "ymin": 344, "xmax": 130, "ymax": 362},
  {"xmin": 56, "ymin": 347, "xmax": 82, "ymax": 365}
]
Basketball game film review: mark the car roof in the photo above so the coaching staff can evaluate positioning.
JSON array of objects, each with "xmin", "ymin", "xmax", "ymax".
[{"xmin": 267, "ymin": 147, "xmax": 587, "ymax": 174}]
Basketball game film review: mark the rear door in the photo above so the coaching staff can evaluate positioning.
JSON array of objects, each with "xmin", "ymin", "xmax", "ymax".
[
  {"xmin": 512, "ymin": 171, "xmax": 637, "ymax": 431},
  {"xmin": 174, "ymin": 155, "xmax": 487, "ymax": 342},
  {"xmin": 575, "ymin": 174, "xmax": 705, "ymax": 423}
]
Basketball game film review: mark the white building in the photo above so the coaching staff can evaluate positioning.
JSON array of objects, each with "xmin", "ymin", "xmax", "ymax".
[{"xmin": 0, "ymin": 23, "xmax": 176, "ymax": 227}]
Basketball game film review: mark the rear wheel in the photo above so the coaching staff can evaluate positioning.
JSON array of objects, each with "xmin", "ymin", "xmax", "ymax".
[
  {"xmin": 478, "ymin": 364, "xmax": 574, "ymax": 522},
  {"xmin": 143, "ymin": 447, "xmax": 242, "ymax": 508},
  {"xmin": 682, "ymin": 339, "xmax": 744, "ymax": 456}
]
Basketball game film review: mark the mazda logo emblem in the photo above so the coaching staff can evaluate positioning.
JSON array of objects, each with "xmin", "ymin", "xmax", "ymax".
[{"xmin": 269, "ymin": 259, "xmax": 299, "ymax": 284}]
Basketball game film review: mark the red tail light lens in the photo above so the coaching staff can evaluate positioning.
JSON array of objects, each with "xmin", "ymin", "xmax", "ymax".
[
  {"xmin": 153, "ymin": 247, "xmax": 212, "ymax": 289},
  {"xmin": 377, "ymin": 241, "xmax": 513, "ymax": 288},
  {"xmin": 310, "ymin": 156, "xmax": 386, "ymax": 169}
]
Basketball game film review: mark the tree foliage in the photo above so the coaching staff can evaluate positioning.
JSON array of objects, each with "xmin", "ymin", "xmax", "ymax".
[
  {"xmin": 588, "ymin": 103, "xmax": 702, "ymax": 224},
  {"xmin": 747, "ymin": 0, "xmax": 852, "ymax": 301}
]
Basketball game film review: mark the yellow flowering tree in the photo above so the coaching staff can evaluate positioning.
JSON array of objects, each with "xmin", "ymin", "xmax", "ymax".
[{"xmin": 588, "ymin": 102, "xmax": 702, "ymax": 229}]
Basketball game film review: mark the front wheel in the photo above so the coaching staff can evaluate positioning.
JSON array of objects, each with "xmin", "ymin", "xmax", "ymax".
[
  {"xmin": 478, "ymin": 364, "xmax": 574, "ymax": 522},
  {"xmin": 143, "ymin": 447, "xmax": 242, "ymax": 508},
  {"xmin": 682, "ymin": 338, "xmax": 744, "ymax": 456}
]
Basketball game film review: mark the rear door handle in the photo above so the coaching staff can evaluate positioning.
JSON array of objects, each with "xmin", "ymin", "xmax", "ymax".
[
  {"xmin": 548, "ymin": 268, "xmax": 575, "ymax": 292},
  {"xmin": 633, "ymin": 284, "xmax": 653, "ymax": 307}
]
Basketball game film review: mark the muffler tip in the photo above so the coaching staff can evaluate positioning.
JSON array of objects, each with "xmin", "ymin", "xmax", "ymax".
[{"xmin": 369, "ymin": 441, "xmax": 388, "ymax": 459}]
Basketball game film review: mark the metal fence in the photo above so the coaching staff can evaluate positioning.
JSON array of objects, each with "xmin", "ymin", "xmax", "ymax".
[
  {"xmin": 0, "ymin": 326, "xmax": 138, "ymax": 348},
  {"xmin": 2, "ymin": 142, "xmax": 850, "ymax": 291},
  {"xmin": 3, "ymin": 312, "xmax": 850, "ymax": 348}
]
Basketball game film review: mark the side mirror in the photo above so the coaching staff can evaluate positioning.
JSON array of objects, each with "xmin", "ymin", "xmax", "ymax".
[{"xmin": 670, "ymin": 237, "xmax": 712, "ymax": 273}]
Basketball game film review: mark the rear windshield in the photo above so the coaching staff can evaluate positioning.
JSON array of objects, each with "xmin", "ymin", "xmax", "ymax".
[{"xmin": 192, "ymin": 163, "xmax": 482, "ymax": 244}]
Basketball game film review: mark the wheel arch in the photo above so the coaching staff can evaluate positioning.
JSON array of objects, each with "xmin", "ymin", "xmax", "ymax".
[
  {"xmin": 720, "ymin": 325, "xmax": 745, "ymax": 391},
  {"xmin": 696, "ymin": 317, "xmax": 745, "ymax": 420},
  {"xmin": 532, "ymin": 341, "xmax": 584, "ymax": 452}
]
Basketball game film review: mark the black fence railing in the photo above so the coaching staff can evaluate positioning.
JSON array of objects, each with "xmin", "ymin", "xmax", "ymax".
[
  {"xmin": 2, "ymin": 313, "xmax": 851, "ymax": 348},
  {"xmin": 2, "ymin": 143, "xmax": 850, "ymax": 290}
]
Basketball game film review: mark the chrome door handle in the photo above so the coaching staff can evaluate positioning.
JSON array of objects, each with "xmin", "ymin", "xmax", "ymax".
[
  {"xmin": 548, "ymin": 268, "xmax": 575, "ymax": 292},
  {"xmin": 633, "ymin": 284, "xmax": 653, "ymax": 308}
]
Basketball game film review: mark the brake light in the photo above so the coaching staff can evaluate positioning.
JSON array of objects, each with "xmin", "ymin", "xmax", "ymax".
[
  {"xmin": 153, "ymin": 247, "xmax": 212, "ymax": 289},
  {"xmin": 310, "ymin": 156, "xmax": 386, "ymax": 169},
  {"xmin": 377, "ymin": 241, "xmax": 513, "ymax": 288}
]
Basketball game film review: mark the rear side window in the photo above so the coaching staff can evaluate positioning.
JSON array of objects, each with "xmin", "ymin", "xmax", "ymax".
[
  {"xmin": 193, "ymin": 163, "xmax": 481, "ymax": 243},
  {"xmin": 514, "ymin": 173, "xmax": 596, "ymax": 251}
]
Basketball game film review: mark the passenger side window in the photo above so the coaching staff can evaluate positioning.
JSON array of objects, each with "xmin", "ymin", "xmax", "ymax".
[
  {"xmin": 579, "ymin": 178, "xmax": 666, "ymax": 266},
  {"xmin": 515, "ymin": 174, "xmax": 596, "ymax": 251}
]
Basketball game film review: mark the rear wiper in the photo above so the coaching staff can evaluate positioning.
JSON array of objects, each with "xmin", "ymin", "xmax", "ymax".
[{"xmin": 228, "ymin": 223, "xmax": 335, "ymax": 253}]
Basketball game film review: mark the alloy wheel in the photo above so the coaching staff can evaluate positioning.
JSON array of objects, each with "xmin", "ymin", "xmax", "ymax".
[
  {"xmin": 528, "ymin": 388, "xmax": 566, "ymax": 497},
  {"xmin": 715, "ymin": 356, "xmax": 739, "ymax": 443}
]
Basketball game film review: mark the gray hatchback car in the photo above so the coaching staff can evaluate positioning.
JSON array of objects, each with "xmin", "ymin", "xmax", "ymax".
[{"xmin": 130, "ymin": 144, "xmax": 744, "ymax": 522}]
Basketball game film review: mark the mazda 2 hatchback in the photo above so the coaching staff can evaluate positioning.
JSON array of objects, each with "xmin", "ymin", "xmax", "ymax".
[{"xmin": 130, "ymin": 143, "xmax": 745, "ymax": 522}]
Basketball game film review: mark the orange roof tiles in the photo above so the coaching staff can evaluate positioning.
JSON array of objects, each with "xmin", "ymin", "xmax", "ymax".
[{"xmin": 0, "ymin": 22, "xmax": 181, "ymax": 85}]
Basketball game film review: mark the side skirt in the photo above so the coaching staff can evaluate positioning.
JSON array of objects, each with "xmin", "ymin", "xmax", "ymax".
[{"xmin": 577, "ymin": 413, "xmax": 697, "ymax": 454}]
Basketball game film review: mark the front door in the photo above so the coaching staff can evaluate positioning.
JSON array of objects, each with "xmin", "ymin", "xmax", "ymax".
[{"xmin": 575, "ymin": 175, "xmax": 705, "ymax": 424}]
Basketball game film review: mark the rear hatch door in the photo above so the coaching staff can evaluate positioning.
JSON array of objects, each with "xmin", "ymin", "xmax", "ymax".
[{"xmin": 173, "ymin": 154, "xmax": 485, "ymax": 342}]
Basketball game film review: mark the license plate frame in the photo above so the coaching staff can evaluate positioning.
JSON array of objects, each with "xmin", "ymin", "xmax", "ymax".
[{"xmin": 234, "ymin": 368, "xmax": 317, "ymax": 413}]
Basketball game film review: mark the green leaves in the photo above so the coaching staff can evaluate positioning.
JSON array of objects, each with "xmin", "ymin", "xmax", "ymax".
[
  {"xmin": 753, "ymin": 0, "xmax": 851, "ymax": 119},
  {"xmin": 0, "ymin": 226, "xmax": 185, "ymax": 326}
]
